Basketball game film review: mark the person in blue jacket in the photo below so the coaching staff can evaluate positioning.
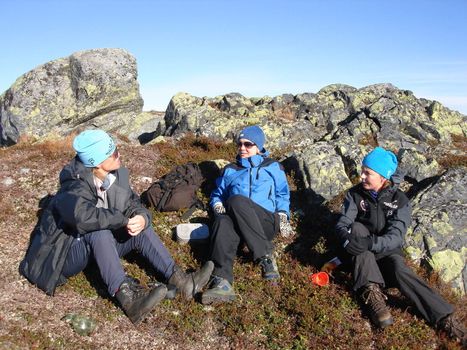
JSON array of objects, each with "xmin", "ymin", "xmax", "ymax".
[
  {"xmin": 201, "ymin": 125, "xmax": 292, "ymax": 305},
  {"xmin": 335, "ymin": 147, "xmax": 465, "ymax": 345}
]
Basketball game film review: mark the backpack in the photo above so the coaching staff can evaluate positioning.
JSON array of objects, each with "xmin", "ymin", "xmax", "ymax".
[{"xmin": 141, "ymin": 162, "xmax": 204, "ymax": 213}]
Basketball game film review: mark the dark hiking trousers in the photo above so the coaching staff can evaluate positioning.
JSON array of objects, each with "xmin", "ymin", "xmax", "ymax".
[
  {"xmin": 210, "ymin": 195, "xmax": 278, "ymax": 283},
  {"xmin": 350, "ymin": 222, "xmax": 454, "ymax": 325},
  {"xmin": 62, "ymin": 226, "xmax": 175, "ymax": 296}
]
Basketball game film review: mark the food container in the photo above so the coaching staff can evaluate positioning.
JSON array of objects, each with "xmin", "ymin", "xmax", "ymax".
[{"xmin": 176, "ymin": 223, "xmax": 209, "ymax": 244}]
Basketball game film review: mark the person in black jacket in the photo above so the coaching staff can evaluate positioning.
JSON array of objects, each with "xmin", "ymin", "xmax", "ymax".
[
  {"xmin": 335, "ymin": 147, "xmax": 465, "ymax": 345},
  {"xmin": 20, "ymin": 129, "xmax": 213, "ymax": 324}
]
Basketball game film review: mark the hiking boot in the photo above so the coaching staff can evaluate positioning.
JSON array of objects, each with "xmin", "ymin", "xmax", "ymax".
[
  {"xmin": 115, "ymin": 279, "xmax": 167, "ymax": 324},
  {"xmin": 258, "ymin": 254, "xmax": 280, "ymax": 280},
  {"xmin": 360, "ymin": 283, "xmax": 393, "ymax": 328},
  {"xmin": 437, "ymin": 313, "xmax": 467, "ymax": 346},
  {"xmin": 201, "ymin": 276, "xmax": 236, "ymax": 305},
  {"xmin": 167, "ymin": 261, "xmax": 214, "ymax": 300}
]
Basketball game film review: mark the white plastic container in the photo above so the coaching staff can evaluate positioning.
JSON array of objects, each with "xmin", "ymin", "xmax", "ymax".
[{"xmin": 176, "ymin": 223, "xmax": 209, "ymax": 244}]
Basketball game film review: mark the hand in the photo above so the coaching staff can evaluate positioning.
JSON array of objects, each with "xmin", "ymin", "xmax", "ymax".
[
  {"xmin": 213, "ymin": 202, "xmax": 226, "ymax": 216},
  {"xmin": 344, "ymin": 234, "xmax": 372, "ymax": 256},
  {"xmin": 127, "ymin": 215, "xmax": 146, "ymax": 236},
  {"xmin": 278, "ymin": 212, "xmax": 294, "ymax": 238}
]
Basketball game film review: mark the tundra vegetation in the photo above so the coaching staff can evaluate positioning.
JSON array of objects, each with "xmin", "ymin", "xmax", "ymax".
[{"xmin": 0, "ymin": 133, "xmax": 465, "ymax": 349}]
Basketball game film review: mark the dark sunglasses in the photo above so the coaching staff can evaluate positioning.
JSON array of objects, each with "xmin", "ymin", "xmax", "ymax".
[
  {"xmin": 237, "ymin": 141, "xmax": 256, "ymax": 149},
  {"xmin": 111, "ymin": 147, "xmax": 119, "ymax": 159}
]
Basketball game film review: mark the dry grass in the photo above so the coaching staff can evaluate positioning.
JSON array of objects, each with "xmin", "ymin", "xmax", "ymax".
[{"xmin": 0, "ymin": 134, "xmax": 465, "ymax": 349}]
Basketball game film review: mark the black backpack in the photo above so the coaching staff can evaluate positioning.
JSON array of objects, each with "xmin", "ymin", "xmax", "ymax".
[{"xmin": 141, "ymin": 162, "xmax": 204, "ymax": 214}]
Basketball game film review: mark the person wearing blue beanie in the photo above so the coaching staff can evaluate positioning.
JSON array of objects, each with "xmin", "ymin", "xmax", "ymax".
[
  {"xmin": 237, "ymin": 125, "xmax": 266, "ymax": 153},
  {"xmin": 334, "ymin": 147, "xmax": 465, "ymax": 344},
  {"xmin": 73, "ymin": 129, "xmax": 116, "ymax": 167},
  {"xmin": 362, "ymin": 147, "xmax": 398, "ymax": 180},
  {"xmin": 201, "ymin": 125, "xmax": 292, "ymax": 305},
  {"xmin": 20, "ymin": 129, "xmax": 214, "ymax": 324}
]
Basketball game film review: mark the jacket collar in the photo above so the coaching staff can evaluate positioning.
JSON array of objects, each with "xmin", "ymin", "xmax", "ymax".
[{"xmin": 236, "ymin": 154, "xmax": 265, "ymax": 168}]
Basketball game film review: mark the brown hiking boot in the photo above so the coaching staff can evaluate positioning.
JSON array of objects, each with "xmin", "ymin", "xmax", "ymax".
[
  {"xmin": 437, "ymin": 313, "xmax": 467, "ymax": 346},
  {"xmin": 360, "ymin": 283, "xmax": 394, "ymax": 328}
]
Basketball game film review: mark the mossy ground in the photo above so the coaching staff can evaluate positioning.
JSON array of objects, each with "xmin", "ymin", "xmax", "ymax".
[{"xmin": 0, "ymin": 134, "xmax": 465, "ymax": 349}]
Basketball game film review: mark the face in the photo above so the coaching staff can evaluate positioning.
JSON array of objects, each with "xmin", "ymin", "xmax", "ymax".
[
  {"xmin": 360, "ymin": 166, "xmax": 387, "ymax": 192},
  {"xmin": 237, "ymin": 138, "xmax": 260, "ymax": 158},
  {"xmin": 97, "ymin": 147, "xmax": 121, "ymax": 173}
]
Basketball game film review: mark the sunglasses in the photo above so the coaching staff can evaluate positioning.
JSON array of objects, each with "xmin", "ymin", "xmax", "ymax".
[
  {"xmin": 237, "ymin": 141, "xmax": 256, "ymax": 149},
  {"xmin": 111, "ymin": 147, "xmax": 120, "ymax": 159}
]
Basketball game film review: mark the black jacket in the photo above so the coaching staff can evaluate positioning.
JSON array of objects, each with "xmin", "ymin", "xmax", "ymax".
[
  {"xmin": 335, "ymin": 181, "xmax": 411, "ymax": 254},
  {"xmin": 19, "ymin": 157, "xmax": 151, "ymax": 295}
]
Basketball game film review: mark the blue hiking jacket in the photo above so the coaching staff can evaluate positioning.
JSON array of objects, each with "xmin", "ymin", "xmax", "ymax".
[{"xmin": 210, "ymin": 154, "xmax": 290, "ymax": 217}]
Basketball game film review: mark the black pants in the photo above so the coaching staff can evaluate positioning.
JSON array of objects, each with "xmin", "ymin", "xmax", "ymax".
[
  {"xmin": 209, "ymin": 195, "xmax": 278, "ymax": 283},
  {"xmin": 351, "ymin": 222, "xmax": 453, "ymax": 325}
]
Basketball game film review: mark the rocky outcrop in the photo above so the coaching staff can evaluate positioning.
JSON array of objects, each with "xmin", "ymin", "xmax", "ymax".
[
  {"xmin": 160, "ymin": 85, "xmax": 466, "ymax": 293},
  {"xmin": 0, "ymin": 48, "xmax": 145, "ymax": 145}
]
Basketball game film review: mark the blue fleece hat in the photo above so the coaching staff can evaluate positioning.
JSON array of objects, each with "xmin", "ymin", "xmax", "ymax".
[
  {"xmin": 362, "ymin": 147, "xmax": 398, "ymax": 179},
  {"xmin": 238, "ymin": 125, "xmax": 266, "ymax": 152},
  {"xmin": 73, "ymin": 130, "xmax": 116, "ymax": 167}
]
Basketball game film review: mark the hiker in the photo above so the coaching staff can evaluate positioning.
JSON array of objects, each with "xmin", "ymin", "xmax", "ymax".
[
  {"xmin": 20, "ymin": 130, "xmax": 214, "ymax": 324},
  {"xmin": 335, "ymin": 147, "xmax": 466, "ymax": 345},
  {"xmin": 201, "ymin": 125, "xmax": 292, "ymax": 305}
]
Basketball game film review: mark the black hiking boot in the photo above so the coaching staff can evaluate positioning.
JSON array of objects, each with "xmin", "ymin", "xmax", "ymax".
[
  {"xmin": 115, "ymin": 279, "xmax": 167, "ymax": 324},
  {"xmin": 360, "ymin": 283, "xmax": 393, "ymax": 328},
  {"xmin": 258, "ymin": 254, "xmax": 280, "ymax": 280},
  {"xmin": 437, "ymin": 313, "xmax": 467, "ymax": 346},
  {"xmin": 167, "ymin": 261, "xmax": 214, "ymax": 300}
]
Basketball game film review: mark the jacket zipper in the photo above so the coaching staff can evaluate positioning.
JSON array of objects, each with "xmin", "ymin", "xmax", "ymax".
[{"xmin": 249, "ymin": 168, "xmax": 253, "ymax": 198}]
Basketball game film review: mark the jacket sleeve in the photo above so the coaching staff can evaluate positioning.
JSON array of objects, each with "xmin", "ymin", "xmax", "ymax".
[
  {"xmin": 335, "ymin": 191, "xmax": 357, "ymax": 244},
  {"xmin": 271, "ymin": 163, "xmax": 290, "ymax": 217},
  {"xmin": 209, "ymin": 167, "xmax": 232, "ymax": 208},
  {"xmin": 371, "ymin": 196, "xmax": 411, "ymax": 254},
  {"xmin": 55, "ymin": 183, "xmax": 128, "ymax": 235},
  {"xmin": 123, "ymin": 189, "xmax": 152, "ymax": 229}
]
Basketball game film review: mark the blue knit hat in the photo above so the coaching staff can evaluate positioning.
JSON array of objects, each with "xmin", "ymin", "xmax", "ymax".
[
  {"xmin": 238, "ymin": 125, "xmax": 266, "ymax": 152},
  {"xmin": 73, "ymin": 130, "xmax": 116, "ymax": 167},
  {"xmin": 362, "ymin": 147, "xmax": 398, "ymax": 179}
]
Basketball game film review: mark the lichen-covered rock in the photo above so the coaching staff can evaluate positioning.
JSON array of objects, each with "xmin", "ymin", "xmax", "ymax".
[
  {"xmin": 398, "ymin": 148, "xmax": 441, "ymax": 182},
  {"xmin": 0, "ymin": 48, "xmax": 143, "ymax": 146},
  {"xmin": 407, "ymin": 167, "xmax": 467, "ymax": 294},
  {"xmin": 118, "ymin": 111, "xmax": 165, "ymax": 143},
  {"xmin": 292, "ymin": 142, "xmax": 352, "ymax": 203}
]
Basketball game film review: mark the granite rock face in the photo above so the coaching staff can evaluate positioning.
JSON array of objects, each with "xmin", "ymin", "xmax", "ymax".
[{"xmin": 0, "ymin": 48, "xmax": 144, "ymax": 145}]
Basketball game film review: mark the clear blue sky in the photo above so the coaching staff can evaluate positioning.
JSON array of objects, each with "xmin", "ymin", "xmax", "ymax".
[{"xmin": 1, "ymin": 0, "xmax": 467, "ymax": 114}]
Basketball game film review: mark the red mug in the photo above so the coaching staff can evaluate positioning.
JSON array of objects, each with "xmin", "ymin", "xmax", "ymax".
[{"xmin": 309, "ymin": 271, "xmax": 329, "ymax": 286}]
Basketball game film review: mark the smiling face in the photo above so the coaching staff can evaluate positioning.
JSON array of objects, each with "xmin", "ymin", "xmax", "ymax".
[
  {"xmin": 360, "ymin": 166, "xmax": 387, "ymax": 192},
  {"xmin": 237, "ymin": 138, "xmax": 260, "ymax": 158}
]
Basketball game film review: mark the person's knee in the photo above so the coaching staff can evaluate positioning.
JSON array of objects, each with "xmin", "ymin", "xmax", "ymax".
[
  {"xmin": 226, "ymin": 195, "xmax": 249, "ymax": 210},
  {"xmin": 351, "ymin": 222, "xmax": 371, "ymax": 238},
  {"xmin": 86, "ymin": 229, "xmax": 114, "ymax": 245}
]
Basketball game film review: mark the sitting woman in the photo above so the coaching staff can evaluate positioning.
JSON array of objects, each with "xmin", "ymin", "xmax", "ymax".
[
  {"xmin": 335, "ymin": 147, "xmax": 465, "ymax": 345},
  {"xmin": 201, "ymin": 125, "xmax": 292, "ymax": 305}
]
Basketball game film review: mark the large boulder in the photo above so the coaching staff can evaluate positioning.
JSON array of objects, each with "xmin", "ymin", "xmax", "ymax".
[
  {"xmin": 406, "ymin": 167, "xmax": 467, "ymax": 294},
  {"xmin": 0, "ymin": 48, "xmax": 144, "ymax": 145}
]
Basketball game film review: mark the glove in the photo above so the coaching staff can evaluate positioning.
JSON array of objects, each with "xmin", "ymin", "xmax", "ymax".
[
  {"xmin": 344, "ymin": 234, "xmax": 372, "ymax": 256},
  {"xmin": 278, "ymin": 212, "xmax": 294, "ymax": 238},
  {"xmin": 213, "ymin": 202, "xmax": 226, "ymax": 216}
]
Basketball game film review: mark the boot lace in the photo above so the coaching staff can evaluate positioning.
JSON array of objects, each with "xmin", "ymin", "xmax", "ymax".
[{"xmin": 361, "ymin": 284, "xmax": 388, "ymax": 313}]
